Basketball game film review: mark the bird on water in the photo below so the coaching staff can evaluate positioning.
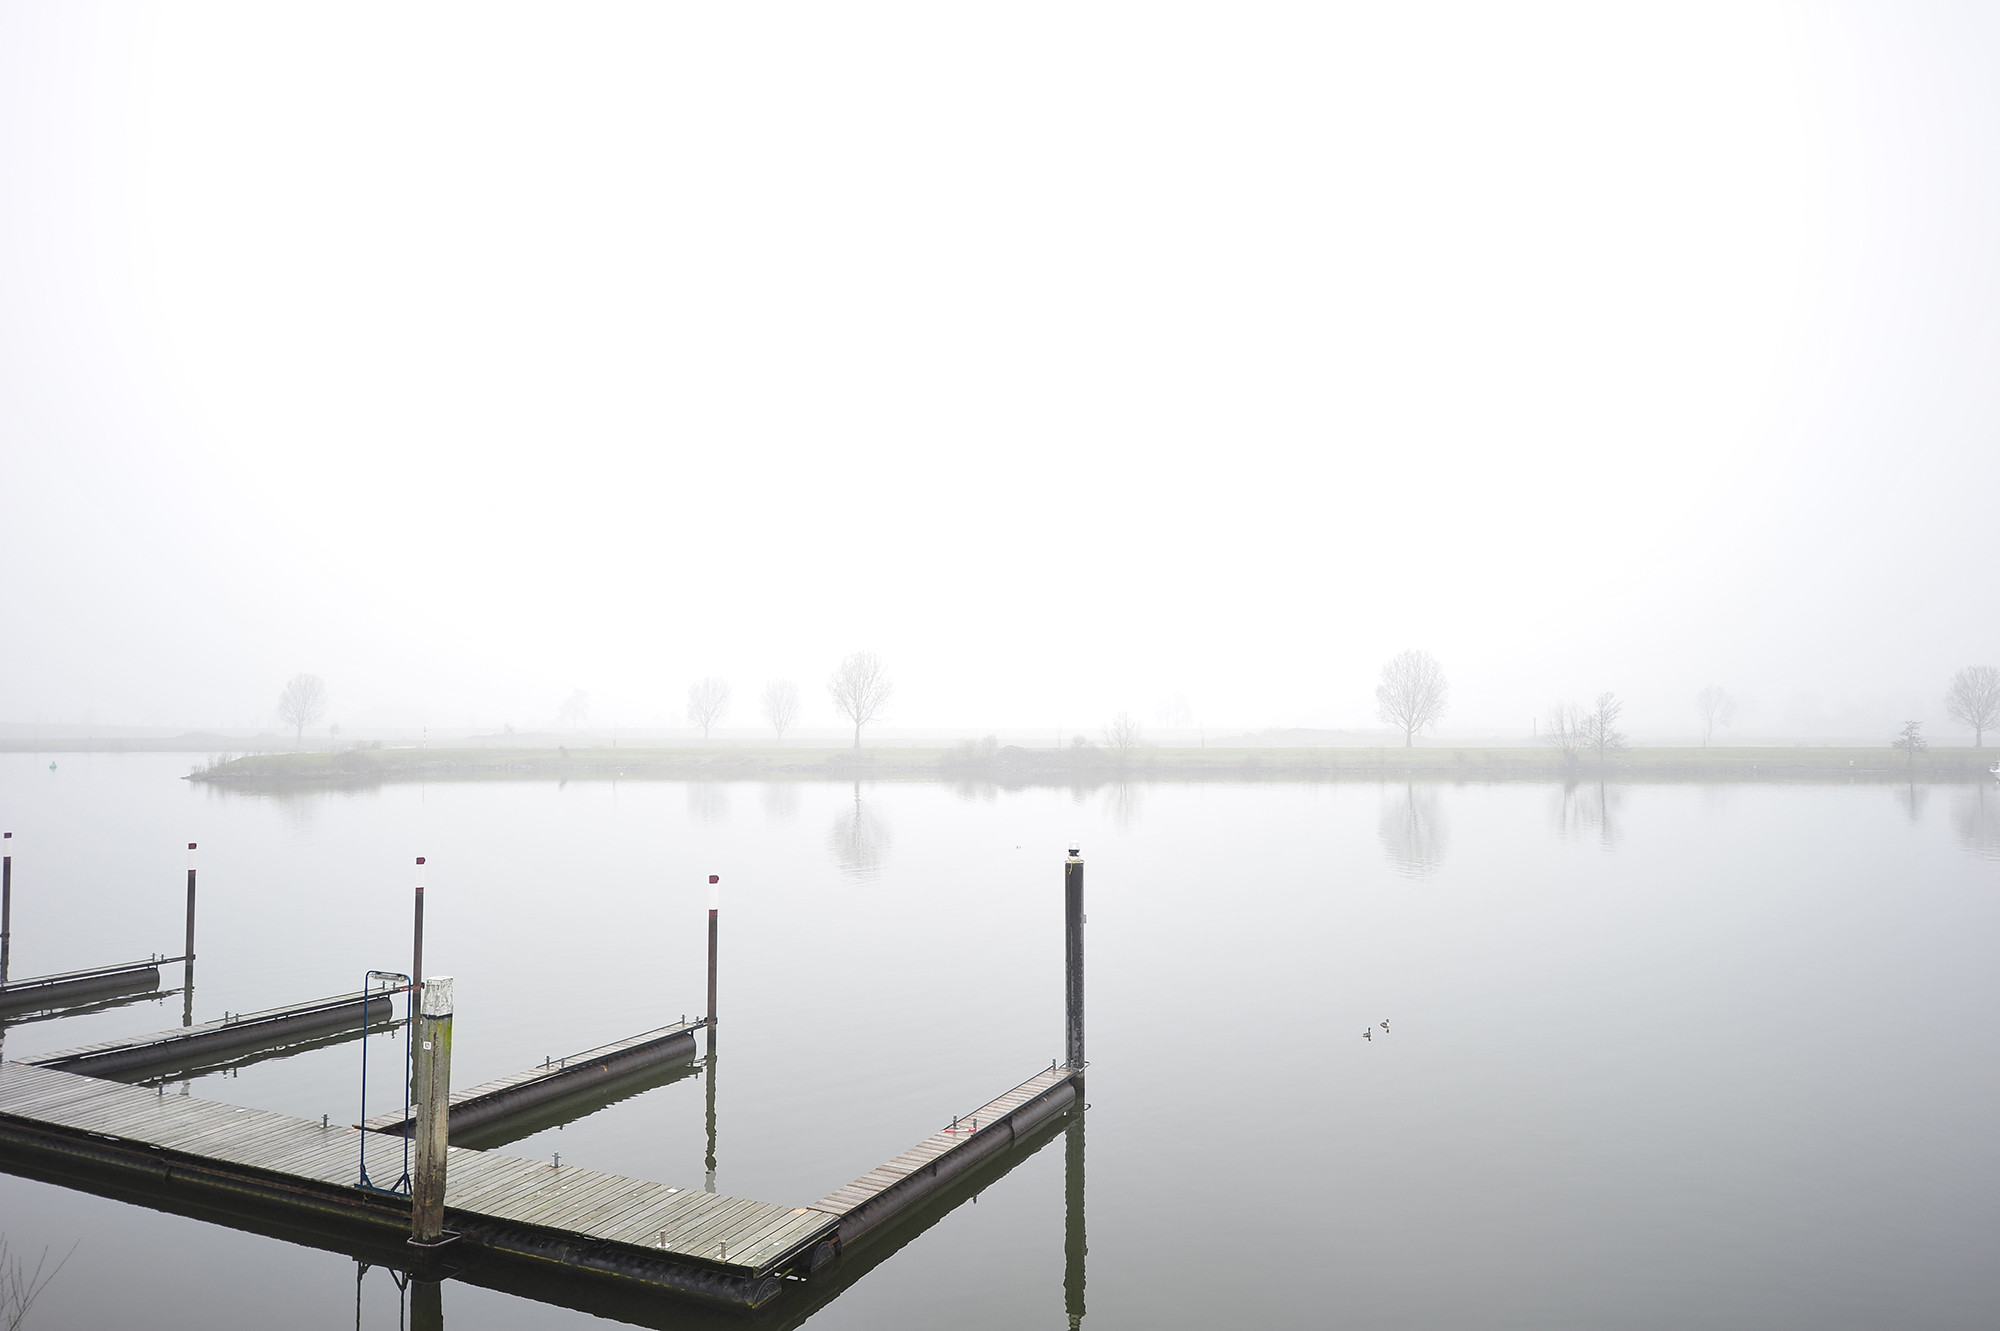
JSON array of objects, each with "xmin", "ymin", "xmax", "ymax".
[{"xmin": 1362, "ymin": 1028, "xmax": 1372, "ymax": 1040}]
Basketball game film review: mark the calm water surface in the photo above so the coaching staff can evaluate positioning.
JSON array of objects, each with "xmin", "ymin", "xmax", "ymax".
[{"xmin": 2, "ymin": 754, "xmax": 1996, "ymax": 1328}]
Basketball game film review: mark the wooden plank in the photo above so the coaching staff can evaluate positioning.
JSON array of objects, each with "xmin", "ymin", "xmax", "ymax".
[
  {"xmin": 599, "ymin": 1189, "xmax": 719, "ymax": 1246},
  {"xmin": 587, "ymin": 1184, "xmax": 700, "ymax": 1239},
  {"xmin": 446, "ymin": 1159, "xmax": 564, "ymax": 1213},
  {"xmin": 445, "ymin": 1161, "xmax": 558, "ymax": 1212},
  {"xmin": 500, "ymin": 1172, "xmax": 623, "ymax": 1228},
  {"xmin": 734, "ymin": 1210, "xmax": 838, "ymax": 1267},
  {"xmin": 651, "ymin": 1190, "xmax": 739, "ymax": 1241},
  {"xmin": 716, "ymin": 1206, "xmax": 817, "ymax": 1261},
  {"xmin": 675, "ymin": 1197, "xmax": 769, "ymax": 1254},
  {"xmin": 538, "ymin": 1176, "xmax": 661, "ymax": 1232}
]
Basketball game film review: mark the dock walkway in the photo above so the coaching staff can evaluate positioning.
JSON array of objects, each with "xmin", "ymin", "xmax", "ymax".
[
  {"xmin": 360, "ymin": 1019, "xmax": 706, "ymax": 1139},
  {"xmin": 25, "ymin": 987, "xmax": 396, "ymax": 1078},
  {"xmin": 0, "ymin": 1058, "xmax": 830, "ymax": 1306},
  {"xmin": 0, "ymin": 957, "xmax": 162, "ymax": 1013},
  {"xmin": 1, "ymin": 1056, "xmax": 1079, "ymax": 1310}
]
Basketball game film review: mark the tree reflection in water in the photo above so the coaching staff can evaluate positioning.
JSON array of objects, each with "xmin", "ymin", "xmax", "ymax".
[
  {"xmin": 1895, "ymin": 779, "xmax": 1930, "ymax": 826},
  {"xmin": 1550, "ymin": 780, "xmax": 1623, "ymax": 849},
  {"xmin": 1378, "ymin": 782, "xmax": 1448, "ymax": 877},
  {"xmin": 760, "ymin": 781, "xmax": 800, "ymax": 824},
  {"xmin": 686, "ymin": 782, "xmax": 730, "ymax": 826},
  {"xmin": 1952, "ymin": 781, "xmax": 2000, "ymax": 859},
  {"xmin": 1102, "ymin": 782, "xmax": 1143, "ymax": 832},
  {"xmin": 828, "ymin": 781, "xmax": 892, "ymax": 879}
]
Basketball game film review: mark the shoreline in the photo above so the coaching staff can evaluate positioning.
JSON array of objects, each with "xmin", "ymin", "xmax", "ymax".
[{"xmin": 179, "ymin": 744, "xmax": 2000, "ymax": 787}]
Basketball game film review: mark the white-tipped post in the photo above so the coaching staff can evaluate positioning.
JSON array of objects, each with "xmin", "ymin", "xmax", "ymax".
[
  {"xmin": 411, "ymin": 974, "xmax": 454, "ymax": 1244},
  {"xmin": 1065, "ymin": 842, "xmax": 1084, "ymax": 1077},
  {"xmin": 411, "ymin": 856, "xmax": 427, "ymax": 1006},
  {"xmin": 705, "ymin": 874, "xmax": 719, "ymax": 1051},
  {"xmin": 183, "ymin": 842, "xmax": 198, "ymax": 962}
]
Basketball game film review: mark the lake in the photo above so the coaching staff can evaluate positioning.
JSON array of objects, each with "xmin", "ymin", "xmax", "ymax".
[{"xmin": 2, "ymin": 754, "xmax": 1997, "ymax": 1328}]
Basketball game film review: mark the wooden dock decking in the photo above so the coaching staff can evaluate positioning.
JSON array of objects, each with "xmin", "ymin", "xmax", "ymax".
[
  {"xmin": 0, "ymin": 1056, "xmax": 1080, "ymax": 1310},
  {"xmin": 360, "ymin": 1019, "xmax": 705, "ymax": 1138},
  {"xmin": 0, "ymin": 1058, "xmax": 834, "ymax": 1306},
  {"xmin": 814, "ymin": 1063, "xmax": 1079, "ymax": 1249}
]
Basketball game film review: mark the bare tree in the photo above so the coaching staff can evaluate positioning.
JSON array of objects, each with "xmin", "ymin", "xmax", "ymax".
[
  {"xmin": 1694, "ymin": 685, "xmax": 1736, "ymax": 747},
  {"xmin": 1105, "ymin": 712, "xmax": 1143, "ymax": 753},
  {"xmin": 1541, "ymin": 701, "xmax": 1586, "ymax": 758},
  {"xmin": 1580, "ymin": 691, "xmax": 1626, "ymax": 760},
  {"xmin": 558, "ymin": 690, "xmax": 589, "ymax": 731},
  {"xmin": 1374, "ymin": 649, "xmax": 1449, "ymax": 747},
  {"xmin": 275, "ymin": 674, "xmax": 328, "ymax": 748},
  {"xmin": 761, "ymin": 680, "xmax": 801, "ymax": 741},
  {"xmin": 1944, "ymin": 665, "xmax": 2000, "ymax": 746},
  {"xmin": 686, "ymin": 677, "xmax": 731, "ymax": 740},
  {"xmin": 827, "ymin": 651, "xmax": 892, "ymax": 748},
  {"xmin": 1891, "ymin": 719, "xmax": 1927, "ymax": 767}
]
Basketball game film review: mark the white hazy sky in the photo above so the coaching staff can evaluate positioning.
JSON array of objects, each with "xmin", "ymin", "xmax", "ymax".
[{"xmin": 1, "ymin": 2, "xmax": 1995, "ymax": 739}]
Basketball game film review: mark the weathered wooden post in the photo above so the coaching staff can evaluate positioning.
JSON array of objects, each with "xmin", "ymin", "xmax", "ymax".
[
  {"xmin": 1065, "ymin": 843, "xmax": 1084, "ymax": 1076},
  {"xmin": 1, "ymin": 830, "xmax": 13, "ymax": 984},
  {"xmin": 705, "ymin": 873, "xmax": 719, "ymax": 1052},
  {"xmin": 411, "ymin": 974, "xmax": 453, "ymax": 1244}
]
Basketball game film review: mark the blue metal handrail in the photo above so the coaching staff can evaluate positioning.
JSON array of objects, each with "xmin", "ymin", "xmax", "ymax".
[{"xmin": 357, "ymin": 969, "xmax": 412, "ymax": 1195}]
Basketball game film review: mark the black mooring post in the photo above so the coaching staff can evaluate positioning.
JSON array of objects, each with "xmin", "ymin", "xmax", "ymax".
[
  {"xmin": 182, "ymin": 842, "xmax": 197, "ymax": 1026},
  {"xmin": 1065, "ymin": 843, "xmax": 1085, "ymax": 1076},
  {"xmin": 705, "ymin": 873, "xmax": 719, "ymax": 1053},
  {"xmin": 412, "ymin": 857, "xmax": 427, "ymax": 1008},
  {"xmin": 2, "ymin": 830, "xmax": 13, "ymax": 985},
  {"xmin": 183, "ymin": 842, "xmax": 198, "ymax": 962}
]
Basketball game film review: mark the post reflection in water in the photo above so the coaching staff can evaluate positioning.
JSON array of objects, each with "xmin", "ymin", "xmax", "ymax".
[
  {"xmin": 354, "ymin": 1261, "xmax": 409, "ymax": 1331},
  {"xmin": 704, "ymin": 1046, "xmax": 719, "ymax": 1194},
  {"xmin": 411, "ymin": 1278, "xmax": 442, "ymax": 1331},
  {"xmin": 1064, "ymin": 1112, "xmax": 1086, "ymax": 1329}
]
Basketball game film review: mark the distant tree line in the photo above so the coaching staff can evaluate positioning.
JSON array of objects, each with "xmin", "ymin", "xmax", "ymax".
[{"xmin": 258, "ymin": 654, "xmax": 1997, "ymax": 752}]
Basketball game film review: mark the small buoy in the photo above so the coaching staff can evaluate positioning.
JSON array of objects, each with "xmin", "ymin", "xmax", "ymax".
[{"xmin": 48, "ymin": 761, "xmax": 57, "ymax": 771}]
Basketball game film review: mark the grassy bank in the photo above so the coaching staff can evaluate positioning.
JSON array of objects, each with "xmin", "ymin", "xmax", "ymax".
[{"xmin": 187, "ymin": 743, "xmax": 2000, "ymax": 787}]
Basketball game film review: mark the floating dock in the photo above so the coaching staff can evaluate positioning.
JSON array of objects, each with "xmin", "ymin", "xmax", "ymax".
[
  {"xmin": 0, "ymin": 1057, "xmax": 1079, "ymax": 1311},
  {"xmin": 0, "ymin": 957, "xmax": 163, "ymax": 1014},
  {"xmin": 24, "ymin": 987, "xmax": 396, "ymax": 1079},
  {"xmin": 359, "ymin": 1020, "xmax": 707, "ymax": 1142}
]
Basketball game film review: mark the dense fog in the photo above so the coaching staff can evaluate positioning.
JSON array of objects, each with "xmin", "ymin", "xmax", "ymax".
[{"xmin": 3, "ymin": 4, "xmax": 1995, "ymax": 741}]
